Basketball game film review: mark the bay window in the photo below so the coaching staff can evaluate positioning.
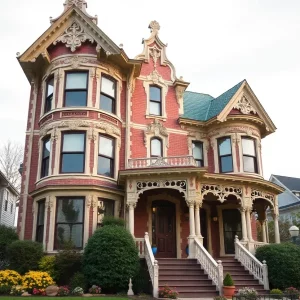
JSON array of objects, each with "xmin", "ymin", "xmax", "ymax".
[
  {"xmin": 45, "ymin": 76, "xmax": 54, "ymax": 113},
  {"xmin": 98, "ymin": 135, "xmax": 115, "ymax": 178},
  {"xmin": 55, "ymin": 197, "xmax": 84, "ymax": 249},
  {"xmin": 192, "ymin": 141, "xmax": 204, "ymax": 167},
  {"xmin": 36, "ymin": 200, "xmax": 45, "ymax": 243},
  {"xmin": 242, "ymin": 137, "xmax": 258, "ymax": 173},
  {"xmin": 64, "ymin": 72, "xmax": 88, "ymax": 107},
  {"xmin": 149, "ymin": 86, "xmax": 162, "ymax": 115},
  {"xmin": 97, "ymin": 198, "xmax": 115, "ymax": 227},
  {"xmin": 61, "ymin": 132, "xmax": 85, "ymax": 173},
  {"xmin": 100, "ymin": 76, "xmax": 116, "ymax": 114},
  {"xmin": 41, "ymin": 137, "xmax": 51, "ymax": 178},
  {"xmin": 218, "ymin": 137, "xmax": 233, "ymax": 173},
  {"xmin": 151, "ymin": 138, "xmax": 162, "ymax": 157}
]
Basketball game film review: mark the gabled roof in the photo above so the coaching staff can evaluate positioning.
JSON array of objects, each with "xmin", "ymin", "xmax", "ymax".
[{"xmin": 272, "ymin": 175, "xmax": 300, "ymax": 192}]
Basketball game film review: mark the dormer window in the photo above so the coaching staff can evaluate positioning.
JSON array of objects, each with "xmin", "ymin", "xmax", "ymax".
[
  {"xmin": 218, "ymin": 137, "xmax": 233, "ymax": 173},
  {"xmin": 100, "ymin": 76, "xmax": 116, "ymax": 114},
  {"xmin": 64, "ymin": 72, "xmax": 88, "ymax": 107},
  {"xmin": 242, "ymin": 137, "xmax": 258, "ymax": 173},
  {"xmin": 192, "ymin": 141, "xmax": 204, "ymax": 167},
  {"xmin": 45, "ymin": 76, "xmax": 54, "ymax": 113},
  {"xmin": 149, "ymin": 86, "xmax": 162, "ymax": 116},
  {"xmin": 151, "ymin": 138, "xmax": 162, "ymax": 157}
]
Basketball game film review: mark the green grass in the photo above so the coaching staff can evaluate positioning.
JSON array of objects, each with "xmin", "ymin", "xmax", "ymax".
[{"xmin": 0, "ymin": 298, "xmax": 130, "ymax": 300}]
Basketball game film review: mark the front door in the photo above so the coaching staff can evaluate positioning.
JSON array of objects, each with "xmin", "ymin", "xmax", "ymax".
[
  {"xmin": 152, "ymin": 201, "xmax": 176, "ymax": 258},
  {"xmin": 222, "ymin": 209, "xmax": 242, "ymax": 254}
]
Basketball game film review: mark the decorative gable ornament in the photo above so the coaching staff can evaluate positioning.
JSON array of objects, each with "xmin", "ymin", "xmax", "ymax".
[
  {"xmin": 144, "ymin": 119, "xmax": 169, "ymax": 147},
  {"xmin": 65, "ymin": 0, "xmax": 85, "ymax": 10},
  {"xmin": 233, "ymin": 96, "xmax": 257, "ymax": 115},
  {"xmin": 54, "ymin": 22, "xmax": 94, "ymax": 52}
]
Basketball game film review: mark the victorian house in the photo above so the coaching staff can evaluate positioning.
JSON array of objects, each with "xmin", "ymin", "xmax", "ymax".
[{"xmin": 17, "ymin": 0, "xmax": 283, "ymax": 297}]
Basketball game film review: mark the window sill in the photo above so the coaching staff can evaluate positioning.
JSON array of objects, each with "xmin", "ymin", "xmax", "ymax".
[{"xmin": 145, "ymin": 115, "xmax": 167, "ymax": 122}]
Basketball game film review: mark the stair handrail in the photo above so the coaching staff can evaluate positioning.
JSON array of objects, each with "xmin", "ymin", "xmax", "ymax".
[
  {"xmin": 234, "ymin": 236, "xmax": 269, "ymax": 290},
  {"xmin": 194, "ymin": 237, "xmax": 223, "ymax": 292},
  {"xmin": 144, "ymin": 232, "xmax": 159, "ymax": 298}
]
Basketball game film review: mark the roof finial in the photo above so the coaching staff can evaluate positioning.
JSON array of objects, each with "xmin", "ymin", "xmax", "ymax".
[
  {"xmin": 64, "ymin": 0, "xmax": 86, "ymax": 12},
  {"xmin": 149, "ymin": 21, "xmax": 160, "ymax": 35}
]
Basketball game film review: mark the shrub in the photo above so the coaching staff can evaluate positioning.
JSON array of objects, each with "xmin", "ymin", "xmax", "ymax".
[
  {"xmin": 7, "ymin": 240, "xmax": 43, "ymax": 274},
  {"xmin": 54, "ymin": 248, "xmax": 82, "ymax": 285},
  {"xmin": 270, "ymin": 289, "xmax": 283, "ymax": 299},
  {"xmin": 236, "ymin": 287, "xmax": 258, "ymax": 299},
  {"xmin": 10, "ymin": 285, "xmax": 24, "ymax": 296},
  {"xmin": 284, "ymin": 287, "xmax": 300, "ymax": 299},
  {"xmin": 83, "ymin": 224, "xmax": 140, "ymax": 292},
  {"xmin": 102, "ymin": 216, "xmax": 125, "ymax": 227},
  {"xmin": 256, "ymin": 243, "xmax": 300, "ymax": 289},
  {"xmin": 57, "ymin": 286, "xmax": 70, "ymax": 296},
  {"xmin": 0, "ymin": 270, "xmax": 22, "ymax": 286},
  {"xmin": 38, "ymin": 255, "xmax": 56, "ymax": 279},
  {"xmin": 0, "ymin": 225, "xmax": 18, "ymax": 265},
  {"xmin": 22, "ymin": 271, "xmax": 55, "ymax": 292},
  {"xmin": 89, "ymin": 285, "xmax": 101, "ymax": 294},
  {"xmin": 158, "ymin": 285, "xmax": 179, "ymax": 299},
  {"xmin": 70, "ymin": 272, "xmax": 87, "ymax": 291},
  {"xmin": 72, "ymin": 287, "xmax": 84, "ymax": 296},
  {"xmin": 0, "ymin": 285, "xmax": 12, "ymax": 295},
  {"xmin": 223, "ymin": 273, "xmax": 234, "ymax": 286}
]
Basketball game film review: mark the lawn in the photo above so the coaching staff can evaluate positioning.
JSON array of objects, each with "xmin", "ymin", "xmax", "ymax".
[{"xmin": 0, "ymin": 298, "xmax": 130, "ymax": 300}]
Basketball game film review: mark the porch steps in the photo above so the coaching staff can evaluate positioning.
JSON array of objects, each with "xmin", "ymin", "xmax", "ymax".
[
  {"xmin": 157, "ymin": 259, "xmax": 219, "ymax": 298},
  {"xmin": 217, "ymin": 257, "xmax": 268, "ymax": 295}
]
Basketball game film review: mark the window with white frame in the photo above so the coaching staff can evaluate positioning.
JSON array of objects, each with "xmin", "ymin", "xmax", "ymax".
[
  {"xmin": 192, "ymin": 141, "xmax": 204, "ymax": 167},
  {"xmin": 242, "ymin": 137, "xmax": 258, "ymax": 173},
  {"xmin": 100, "ymin": 76, "xmax": 116, "ymax": 114},
  {"xmin": 36, "ymin": 200, "xmax": 45, "ymax": 243},
  {"xmin": 41, "ymin": 137, "xmax": 51, "ymax": 178},
  {"xmin": 218, "ymin": 137, "xmax": 233, "ymax": 173},
  {"xmin": 44, "ymin": 76, "xmax": 54, "ymax": 113},
  {"xmin": 98, "ymin": 135, "xmax": 115, "ymax": 178},
  {"xmin": 149, "ymin": 86, "xmax": 162, "ymax": 115},
  {"xmin": 150, "ymin": 138, "xmax": 162, "ymax": 157}
]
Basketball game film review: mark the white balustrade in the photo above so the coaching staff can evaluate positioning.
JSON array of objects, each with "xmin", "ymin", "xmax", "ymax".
[
  {"xmin": 235, "ymin": 236, "xmax": 269, "ymax": 290},
  {"xmin": 128, "ymin": 156, "xmax": 198, "ymax": 169},
  {"xmin": 135, "ymin": 238, "xmax": 145, "ymax": 258},
  {"xmin": 194, "ymin": 238, "xmax": 223, "ymax": 293},
  {"xmin": 144, "ymin": 232, "xmax": 159, "ymax": 298},
  {"xmin": 253, "ymin": 241, "xmax": 268, "ymax": 250}
]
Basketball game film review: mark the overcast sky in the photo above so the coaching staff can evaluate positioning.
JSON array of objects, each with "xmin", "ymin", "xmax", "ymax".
[{"xmin": 0, "ymin": 0, "xmax": 299, "ymax": 180}]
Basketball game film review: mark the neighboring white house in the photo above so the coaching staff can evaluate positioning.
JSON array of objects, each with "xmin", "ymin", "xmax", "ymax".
[
  {"xmin": 0, "ymin": 171, "xmax": 19, "ymax": 227},
  {"xmin": 269, "ymin": 174, "xmax": 300, "ymax": 223}
]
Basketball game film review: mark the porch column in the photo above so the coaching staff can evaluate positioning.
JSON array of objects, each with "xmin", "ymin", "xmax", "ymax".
[
  {"xmin": 240, "ymin": 207, "xmax": 248, "ymax": 241},
  {"xmin": 194, "ymin": 202, "xmax": 203, "ymax": 239},
  {"xmin": 273, "ymin": 213, "xmax": 280, "ymax": 244},
  {"xmin": 188, "ymin": 202, "xmax": 196, "ymax": 258},
  {"xmin": 261, "ymin": 220, "xmax": 267, "ymax": 243},
  {"xmin": 128, "ymin": 202, "xmax": 136, "ymax": 237},
  {"xmin": 245, "ymin": 207, "xmax": 253, "ymax": 241}
]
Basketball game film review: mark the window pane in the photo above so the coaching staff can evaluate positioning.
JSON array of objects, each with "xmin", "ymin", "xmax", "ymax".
[
  {"xmin": 150, "ymin": 86, "xmax": 161, "ymax": 101},
  {"xmin": 98, "ymin": 156, "xmax": 113, "ymax": 177},
  {"xmin": 61, "ymin": 154, "xmax": 84, "ymax": 172},
  {"xmin": 151, "ymin": 139, "xmax": 162, "ymax": 157},
  {"xmin": 66, "ymin": 73, "xmax": 87, "ymax": 89},
  {"xmin": 43, "ymin": 139, "xmax": 51, "ymax": 158},
  {"xmin": 97, "ymin": 199, "xmax": 114, "ymax": 224},
  {"xmin": 193, "ymin": 142, "xmax": 203, "ymax": 160},
  {"xmin": 65, "ymin": 91, "xmax": 87, "ymax": 106},
  {"xmin": 36, "ymin": 226, "xmax": 44, "ymax": 243},
  {"xmin": 196, "ymin": 160, "xmax": 203, "ymax": 167},
  {"xmin": 37, "ymin": 201, "xmax": 45, "ymax": 226},
  {"xmin": 45, "ymin": 96, "xmax": 52, "ymax": 113},
  {"xmin": 47, "ymin": 78, "xmax": 54, "ymax": 96},
  {"xmin": 41, "ymin": 158, "xmax": 49, "ymax": 178},
  {"xmin": 57, "ymin": 198, "xmax": 84, "ymax": 223},
  {"xmin": 242, "ymin": 138, "xmax": 256, "ymax": 156},
  {"xmin": 219, "ymin": 138, "xmax": 232, "ymax": 155},
  {"xmin": 56, "ymin": 224, "xmax": 83, "ymax": 248},
  {"xmin": 101, "ymin": 77, "xmax": 115, "ymax": 98},
  {"xmin": 99, "ymin": 136, "xmax": 114, "ymax": 157},
  {"xmin": 100, "ymin": 94, "xmax": 114, "ymax": 113},
  {"xmin": 63, "ymin": 134, "xmax": 85, "ymax": 152},
  {"xmin": 150, "ymin": 102, "xmax": 161, "ymax": 115},
  {"xmin": 243, "ymin": 156, "xmax": 256, "ymax": 173},
  {"xmin": 220, "ymin": 156, "xmax": 233, "ymax": 172}
]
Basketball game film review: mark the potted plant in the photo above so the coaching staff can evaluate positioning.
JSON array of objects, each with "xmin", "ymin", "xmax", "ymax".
[
  {"xmin": 223, "ymin": 273, "xmax": 235, "ymax": 298},
  {"xmin": 152, "ymin": 244, "xmax": 157, "ymax": 255}
]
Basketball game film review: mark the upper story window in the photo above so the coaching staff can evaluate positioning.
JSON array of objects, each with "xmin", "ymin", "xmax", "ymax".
[
  {"xmin": 41, "ymin": 137, "xmax": 51, "ymax": 178},
  {"xmin": 98, "ymin": 135, "xmax": 115, "ymax": 178},
  {"xmin": 97, "ymin": 198, "xmax": 115, "ymax": 227},
  {"xmin": 36, "ymin": 200, "xmax": 45, "ymax": 243},
  {"xmin": 151, "ymin": 138, "xmax": 162, "ymax": 157},
  {"xmin": 61, "ymin": 132, "xmax": 85, "ymax": 173},
  {"xmin": 100, "ymin": 76, "xmax": 116, "ymax": 114},
  {"xmin": 218, "ymin": 137, "xmax": 233, "ymax": 173},
  {"xmin": 242, "ymin": 138, "xmax": 258, "ymax": 173},
  {"xmin": 45, "ymin": 76, "xmax": 54, "ymax": 113},
  {"xmin": 64, "ymin": 72, "xmax": 88, "ymax": 107},
  {"xmin": 149, "ymin": 86, "xmax": 162, "ymax": 116},
  {"xmin": 192, "ymin": 141, "xmax": 204, "ymax": 167},
  {"xmin": 10, "ymin": 203, "xmax": 13, "ymax": 214}
]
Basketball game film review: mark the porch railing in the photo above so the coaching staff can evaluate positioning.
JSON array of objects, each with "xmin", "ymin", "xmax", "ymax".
[
  {"xmin": 253, "ymin": 241, "xmax": 268, "ymax": 251},
  {"xmin": 135, "ymin": 238, "xmax": 145, "ymax": 258},
  {"xmin": 144, "ymin": 232, "xmax": 159, "ymax": 298},
  {"xmin": 234, "ymin": 236, "xmax": 269, "ymax": 290},
  {"xmin": 128, "ymin": 155, "xmax": 198, "ymax": 169},
  {"xmin": 194, "ymin": 238, "xmax": 223, "ymax": 293}
]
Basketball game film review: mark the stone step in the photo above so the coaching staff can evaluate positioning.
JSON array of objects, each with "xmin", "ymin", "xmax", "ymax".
[
  {"xmin": 159, "ymin": 264, "xmax": 202, "ymax": 270},
  {"xmin": 157, "ymin": 259, "xmax": 197, "ymax": 264},
  {"xmin": 159, "ymin": 279, "xmax": 213, "ymax": 286},
  {"xmin": 234, "ymin": 279, "xmax": 260, "ymax": 285},
  {"xmin": 159, "ymin": 274, "xmax": 209, "ymax": 280},
  {"xmin": 168, "ymin": 285, "xmax": 217, "ymax": 292},
  {"xmin": 159, "ymin": 269, "xmax": 204, "ymax": 276},
  {"xmin": 176, "ymin": 290, "xmax": 219, "ymax": 298}
]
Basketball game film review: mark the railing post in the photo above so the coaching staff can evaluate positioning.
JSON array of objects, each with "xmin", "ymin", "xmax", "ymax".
[
  {"xmin": 153, "ymin": 260, "xmax": 159, "ymax": 298},
  {"xmin": 262, "ymin": 260, "xmax": 269, "ymax": 290},
  {"xmin": 234, "ymin": 235, "xmax": 239, "ymax": 259},
  {"xmin": 217, "ymin": 260, "xmax": 223, "ymax": 295}
]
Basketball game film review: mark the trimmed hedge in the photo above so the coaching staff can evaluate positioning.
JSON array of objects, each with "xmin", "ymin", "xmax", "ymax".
[
  {"xmin": 256, "ymin": 243, "xmax": 300, "ymax": 289},
  {"xmin": 83, "ymin": 225, "xmax": 140, "ymax": 292},
  {"xmin": 102, "ymin": 216, "xmax": 125, "ymax": 227},
  {"xmin": 0, "ymin": 225, "xmax": 18, "ymax": 265}
]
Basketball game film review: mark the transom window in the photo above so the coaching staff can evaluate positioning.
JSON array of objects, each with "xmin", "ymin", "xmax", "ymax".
[
  {"xmin": 98, "ymin": 135, "xmax": 115, "ymax": 178},
  {"xmin": 55, "ymin": 197, "xmax": 84, "ymax": 249},
  {"xmin": 100, "ymin": 76, "xmax": 116, "ymax": 114},
  {"xmin": 192, "ymin": 141, "xmax": 204, "ymax": 167},
  {"xmin": 149, "ymin": 86, "xmax": 162, "ymax": 116},
  {"xmin": 36, "ymin": 200, "xmax": 45, "ymax": 243},
  {"xmin": 218, "ymin": 137, "xmax": 233, "ymax": 173},
  {"xmin": 242, "ymin": 138, "xmax": 258, "ymax": 173},
  {"xmin": 41, "ymin": 137, "xmax": 51, "ymax": 178},
  {"xmin": 151, "ymin": 138, "xmax": 162, "ymax": 157},
  {"xmin": 61, "ymin": 132, "xmax": 85, "ymax": 173},
  {"xmin": 64, "ymin": 72, "xmax": 88, "ymax": 107},
  {"xmin": 97, "ymin": 198, "xmax": 115, "ymax": 227},
  {"xmin": 45, "ymin": 76, "xmax": 54, "ymax": 113}
]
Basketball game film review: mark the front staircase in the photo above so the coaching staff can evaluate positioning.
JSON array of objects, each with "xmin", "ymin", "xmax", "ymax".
[{"xmin": 157, "ymin": 257, "xmax": 267, "ymax": 298}]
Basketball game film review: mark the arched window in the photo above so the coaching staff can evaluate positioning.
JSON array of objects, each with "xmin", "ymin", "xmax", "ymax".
[
  {"xmin": 151, "ymin": 138, "xmax": 162, "ymax": 157},
  {"xmin": 149, "ymin": 86, "xmax": 162, "ymax": 116}
]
